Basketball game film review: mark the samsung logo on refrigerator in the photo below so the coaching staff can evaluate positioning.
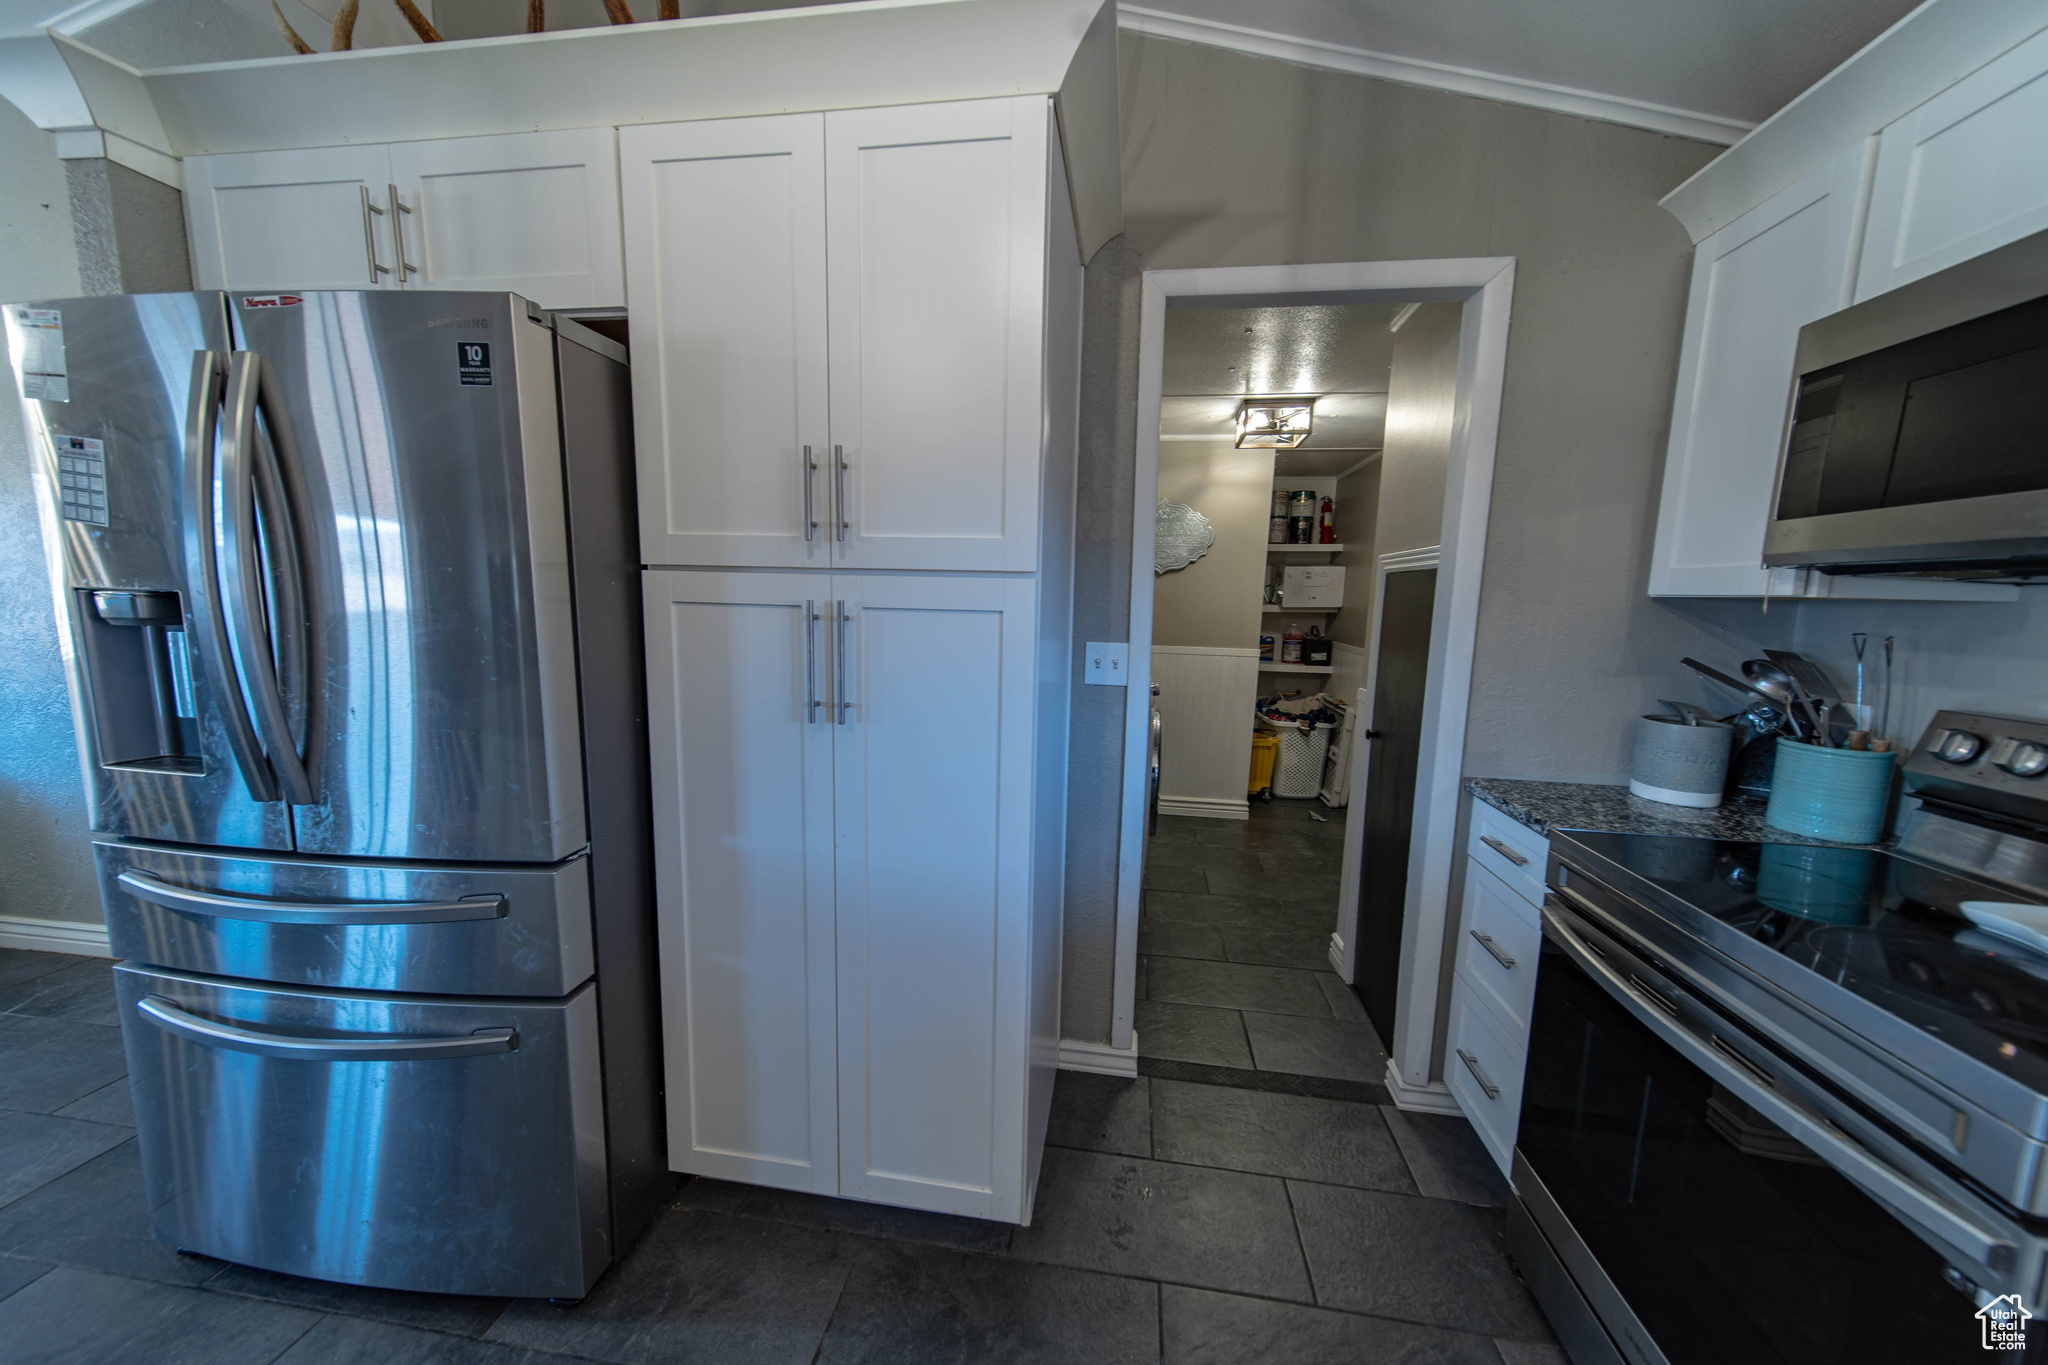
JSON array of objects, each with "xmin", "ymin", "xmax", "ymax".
[{"xmin": 241, "ymin": 295, "xmax": 302, "ymax": 308}]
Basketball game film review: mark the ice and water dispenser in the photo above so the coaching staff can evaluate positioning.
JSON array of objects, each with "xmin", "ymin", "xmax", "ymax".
[{"xmin": 77, "ymin": 588, "xmax": 199, "ymax": 771}]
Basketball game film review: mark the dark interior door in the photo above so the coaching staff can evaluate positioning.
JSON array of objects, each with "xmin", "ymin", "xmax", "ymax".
[{"xmin": 1354, "ymin": 567, "xmax": 1436, "ymax": 1041}]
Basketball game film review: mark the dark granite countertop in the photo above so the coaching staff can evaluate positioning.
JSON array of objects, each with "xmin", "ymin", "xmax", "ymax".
[{"xmin": 1465, "ymin": 777, "xmax": 1876, "ymax": 848}]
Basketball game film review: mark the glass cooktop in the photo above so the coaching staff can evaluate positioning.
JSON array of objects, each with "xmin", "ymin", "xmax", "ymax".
[{"xmin": 1558, "ymin": 830, "xmax": 2048, "ymax": 1085}]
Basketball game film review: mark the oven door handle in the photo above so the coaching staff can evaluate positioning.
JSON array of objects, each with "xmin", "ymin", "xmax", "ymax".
[{"xmin": 1542, "ymin": 903, "xmax": 2021, "ymax": 1279}]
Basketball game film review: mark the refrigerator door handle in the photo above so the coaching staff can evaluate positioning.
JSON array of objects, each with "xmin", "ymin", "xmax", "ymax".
[
  {"xmin": 137, "ymin": 995, "xmax": 517, "ymax": 1061},
  {"xmin": 118, "ymin": 870, "xmax": 508, "ymax": 926},
  {"xmin": 221, "ymin": 353, "xmax": 316, "ymax": 805},
  {"xmin": 185, "ymin": 350, "xmax": 280, "ymax": 804}
]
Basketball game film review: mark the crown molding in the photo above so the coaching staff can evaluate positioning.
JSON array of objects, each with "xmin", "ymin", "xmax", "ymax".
[{"xmin": 1116, "ymin": 4, "xmax": 1751, "ymax": 146}]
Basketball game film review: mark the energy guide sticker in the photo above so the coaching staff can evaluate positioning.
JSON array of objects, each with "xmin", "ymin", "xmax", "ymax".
[{"xmin": 8, "ymin": 307, "xmax": 69, "ymax": 403}]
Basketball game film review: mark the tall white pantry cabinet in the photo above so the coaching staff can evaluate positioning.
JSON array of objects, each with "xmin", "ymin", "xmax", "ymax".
[{"xmin": 628, "ymin": 96, "xmax": 1083, "ymax": 1223}]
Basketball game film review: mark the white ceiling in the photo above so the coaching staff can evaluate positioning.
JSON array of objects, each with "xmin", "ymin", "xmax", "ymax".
[
  {"xmin": 1161, "ymin": 303, "xmax": 1394, "ymax": 466},
  {"xmin": 1131, "ymin": 0, "xmax": 1924, "ymax": 126}
]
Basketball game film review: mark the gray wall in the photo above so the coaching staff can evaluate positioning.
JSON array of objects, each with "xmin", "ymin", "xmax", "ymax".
[
  {"xmin": 1060, "ymin": 32, "xmax": 1736, "ymax": 1043},
  {"xmin": 1152, "ymin": 442, "xmax": 1274, "ymax": 649},
  {"xmin": 0, "ymin": 101, "xmax": 96, "ymax": 929},
  {"xmin": 1373, "ymin": 303, "xmax": 1459, "ymax": 558},
  {"xmin": 0, "ymin": 105, "xmax": 191, "ymax": 930}
]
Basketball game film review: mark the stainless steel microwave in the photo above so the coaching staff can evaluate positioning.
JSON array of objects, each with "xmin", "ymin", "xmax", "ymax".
[{"xmin": 1763, "ymin": 226, "xmax": 2048, "ymax": 583}]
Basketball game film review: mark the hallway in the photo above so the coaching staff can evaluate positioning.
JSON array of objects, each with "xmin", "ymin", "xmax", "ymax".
[{"xmin": 1138, "ymin": 801, "xmax": 1386, "ymax": 1088}]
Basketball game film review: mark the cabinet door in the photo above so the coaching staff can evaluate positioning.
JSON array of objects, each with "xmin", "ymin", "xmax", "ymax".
[
  {"xmin": 643, "ymin": 569, "xmax": 839, "ymax": 1193},
  {"xmin": 184, "ymin": 146, "xmax": 400, "ymax": 292},
  {"xmin": 831, "ymin": 574, "xmax": 1038, "ymax": 1219},
  {"xmin": 1648, "ymin": 144, "xmax": 1867, "ymax": 598},
  {"xmin": 825, "ymin": 98, "xmax": 1048, "ymax": 572},
  {"xmin": 621, "ymin": 116, "xmax": 829, "ymax": 569},
  {"xmin": 388, "ymin": 129, "xmax": 625, "ymax": 309},
  {"xmin": 1856, "ymin": 27, "xmax": 2048, "ymax": 301}
]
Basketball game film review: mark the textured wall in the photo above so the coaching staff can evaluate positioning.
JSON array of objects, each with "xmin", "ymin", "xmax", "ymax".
[
  {"xmin": 1060, "ymin": 32, "xmax": 1734, "ymax": 1042},
  {"xmin": 0, "ymin": 102, "xmax": 96, "ymax": 927},
  {"xmin": 66, "ymin": 160, "xmax": 193, "ymax": 296},
  {"xmin": 1152, "ymin": 442, "xmax": 1274, "ymax": 649},
  {"xmin": 1373, "ymin": 303, "xmax": 1459, "ymax": 558}
]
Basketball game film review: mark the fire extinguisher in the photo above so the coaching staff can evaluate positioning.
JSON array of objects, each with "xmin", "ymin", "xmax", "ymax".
[{"xmin": 1318, "ymin": 496, "xmax": 1336, "ymax": 544}]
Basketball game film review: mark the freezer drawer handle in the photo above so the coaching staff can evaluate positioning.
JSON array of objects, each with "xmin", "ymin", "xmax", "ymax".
[
  {"xmin": 118, "ymin": 871, "xmax": 507, "ymax": 925},
  {"xmin": 138, "ymin": 996, "xmax": 516, "ymax": 1061}
]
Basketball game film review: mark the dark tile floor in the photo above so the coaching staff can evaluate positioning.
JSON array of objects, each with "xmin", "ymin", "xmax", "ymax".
[
  {"xmin": 1139, "ymin": 802, "xmax": 1390, "ymax": 1085},
  {"xmin": 0, "ymin": 884, "xmax": 1558, "ymax": 1363}
]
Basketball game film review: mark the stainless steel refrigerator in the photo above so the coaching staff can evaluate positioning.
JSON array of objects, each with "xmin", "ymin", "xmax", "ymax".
[{"xmin": 4, "ymin": 290, "xmax": 664, "ymax": 1299}]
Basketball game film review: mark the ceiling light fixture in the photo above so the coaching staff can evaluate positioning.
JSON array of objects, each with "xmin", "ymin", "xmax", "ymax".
[{"xmin": 1234, "ymin": 398, "xmax": 1314, "ymax": 448}]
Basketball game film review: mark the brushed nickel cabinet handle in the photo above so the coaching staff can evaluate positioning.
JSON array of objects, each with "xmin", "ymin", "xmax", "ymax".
[
  {"xmin": 1457, "ymin": 1048, "xmax": 1499, "ymax": 1100},
  {"xmin": 360, "ymin": 187, "xmax": 390, "ymax": 284},
  {"xmin": 1469, "ymin": 930, "xmax": 1516, "ymax": 970},
  {"xmin": 388, "ymin": 183, "xmax": 417, "ymax": 281},
  {"xmin": 1480, "ymin": 835, "xmax": 1528, "ymax": 867}
]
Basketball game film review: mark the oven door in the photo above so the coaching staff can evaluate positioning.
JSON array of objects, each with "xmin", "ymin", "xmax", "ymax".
[{"xmin": 1512, "ymin": 896, "xmax": 2044, "ymax": 1364}]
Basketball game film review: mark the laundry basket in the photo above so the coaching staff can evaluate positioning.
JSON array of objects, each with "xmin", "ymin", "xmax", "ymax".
[
  {"xmin": 1256, "ymin": 696, "xmax": 1341, "ymax": 800},
  {"xmin": 1269, "ymin": 724, "xmax": 1334, "ymax": 798}
]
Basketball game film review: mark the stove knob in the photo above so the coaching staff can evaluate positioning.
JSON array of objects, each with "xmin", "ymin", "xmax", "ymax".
[
  {"xmin": 1934, "ymin": 729, "xmax": 1984, "ymax": 765},
  {"xmin": 1998, "ymin": 742, "xmax": 2048, "ymax": 778}
]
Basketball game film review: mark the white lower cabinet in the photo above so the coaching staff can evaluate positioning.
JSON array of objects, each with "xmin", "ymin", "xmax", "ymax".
[
  {"xmin": 1447, "ymin": 809, "xmax": 1550, "ymax": 1177},
  {"xmin": 643, "ymin": 568, "xmax": 1062, "ymax": 1222}
]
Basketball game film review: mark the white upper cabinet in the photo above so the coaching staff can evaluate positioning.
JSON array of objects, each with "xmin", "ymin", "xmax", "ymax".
[
  {"xmin": 620, "ymin": 115, "xmax": 831, "ymax": 570},
  {"xmin": 185, "ymin": 145, "xmax": 401, "ymax": 292},
  {"xmin": 387, "ymin": 129, "xmax": 624, "ymax": 308},
  {"xmin": 825, "ymin": 99, "xmax": 1048, "ymax": 573},
  {"xmin": 623, "ymin": 97, "xmax": 1051, "ymax": 574},
  {"xmin": 185, "ymin": 130, "xmax": 624, "ymax": 308},
  {"xmin": 1650, "ymin": 144, "xmax": 1867, "ymax": 598},
  {"xmin": 1856, "ymin": 26, "xmax": 2048, "ymax": 302}
]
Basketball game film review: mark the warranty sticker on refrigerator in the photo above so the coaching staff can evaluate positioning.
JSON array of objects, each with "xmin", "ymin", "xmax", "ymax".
[
  {"xmin": 456, "ymin": 341, "xmax": 493, "ymax": 386},
  {"xmin": 7, "ymin": 306, "xmax": 69, "ymax": 402}
]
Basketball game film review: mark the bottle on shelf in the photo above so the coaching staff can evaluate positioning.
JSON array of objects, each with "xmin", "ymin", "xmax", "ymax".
[
  {"xmin": 1289, "ymin": 490, "xmax": 1316, "ymax": 544},
  {"xmin": 1281, "ymin": 624, "xmax": 1304, "ymax": 663},
  {"xmin": 1269, "ymin": 489, "xmax": 1289, "ymax": 545}
]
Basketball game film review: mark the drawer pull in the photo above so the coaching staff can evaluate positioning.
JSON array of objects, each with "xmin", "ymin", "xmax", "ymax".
[
  {"xmin": 1629, "ymin": 975, "xmax": 1681, "ymax": 1017},
  {"xmin": 1479, "ymin": 835, "xmax": 1529, "ymax": 867},
  {"xmin": 1469, "ymin": 930, "xmax": 1516, "ymax": 970},
  {"xmin": 1456, "ymin": 1048, "xmax": 1500, "ymax": 1100},
  {"xmin": 119, "ymin": 871, "xmax": 506, "ymax": 926},
  {"xmin": 137, "ymin": 996, "xmax": 516, "ymax": 1062}
]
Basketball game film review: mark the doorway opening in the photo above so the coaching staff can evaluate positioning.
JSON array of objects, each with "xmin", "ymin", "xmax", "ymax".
[{"xmin": 1113, "ymin": 259, "xmax": 1514, "ymax": 1111}]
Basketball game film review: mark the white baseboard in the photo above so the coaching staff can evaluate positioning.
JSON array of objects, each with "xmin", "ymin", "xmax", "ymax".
[
  {"xmin": 1058, "ymin": 1034, "xmax": 1140, "ymax": 1077},
  {"xmin": 1156, "ymin": 796, "xmax": 1249, "ymax": 821},
  {"xmin": 0, "ymin": 914, "xmax": 112, "ymax": 958},
  {"xmin": 1326, "ymin": 933, "xmax": 1349, "ymax": 979},
  {"xmin": 1385, "ymin": 1058, "xmax": 1464, "ymax": 1114}
]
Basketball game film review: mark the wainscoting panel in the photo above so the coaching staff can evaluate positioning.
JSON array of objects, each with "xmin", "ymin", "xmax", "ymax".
[
  {"xmin": 1327, "ymin": 641, "xmax": 1367, "ymax": 709},
  {"xmin": 1152, "ymin": 646, "xmax": 1260, "ymax": 820}
]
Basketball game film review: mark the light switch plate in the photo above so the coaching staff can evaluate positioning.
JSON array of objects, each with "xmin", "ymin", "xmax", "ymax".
[{"xmin": 1084, "ymin": 641, "xmax": 1129, "ymax": 686}]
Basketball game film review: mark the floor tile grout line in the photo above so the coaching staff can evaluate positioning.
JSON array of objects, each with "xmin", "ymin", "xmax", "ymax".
[
  {"xmin": 258, "ymin": 1310, "xmax": 328, "ymax": 1365},
  {"xmin": 1278, "ymin": 1172, "xmax": 1318, "ymax": 1310},
  {"xmin": 668, "ymin": 1193, "xmax": 1522, "ymax": 1344}
]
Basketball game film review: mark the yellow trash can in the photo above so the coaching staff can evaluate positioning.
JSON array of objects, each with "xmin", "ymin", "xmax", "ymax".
[{"xmin": 1247, "ymin": 732, "xmax": 1280, "ymax": 799}]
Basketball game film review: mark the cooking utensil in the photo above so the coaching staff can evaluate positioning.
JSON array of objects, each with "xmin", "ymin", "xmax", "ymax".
[
  {"xmin": 1743, "ymin": 659, "xmax": 1825, "ymax": 744},
  {"xmin": 1881, "ymin": 636, "xmax": 1895, "ymax": 741},
  {"xmin": 1661, "ymin": 699, "xmax": 1703, "ymax": 726},
  {"xmin": 1765, "ymin": 649, "xmax": 1838, "ymax": 705},
  {"xmin": 1852, "ymin": 633, "xmax": 1869, "ymax": 728},
  {"xmin": 1681, "ymin": 658, "xmax": 1786, "ymax": 711}
]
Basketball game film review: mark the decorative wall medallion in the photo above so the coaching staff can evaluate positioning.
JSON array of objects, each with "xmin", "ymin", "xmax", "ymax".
[{"xmin": 1155, "ymin": 501, "xmax": 1215, "ymax": 574}]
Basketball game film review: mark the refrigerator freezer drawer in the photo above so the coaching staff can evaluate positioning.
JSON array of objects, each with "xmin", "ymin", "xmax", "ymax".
[
  {"xmin": 114, "ymin": 965, "xmax": 610, "ymax": 1299},
  {"xmin": 96, "ymin": 840, "xmax": 595, "ymax": 997}
]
